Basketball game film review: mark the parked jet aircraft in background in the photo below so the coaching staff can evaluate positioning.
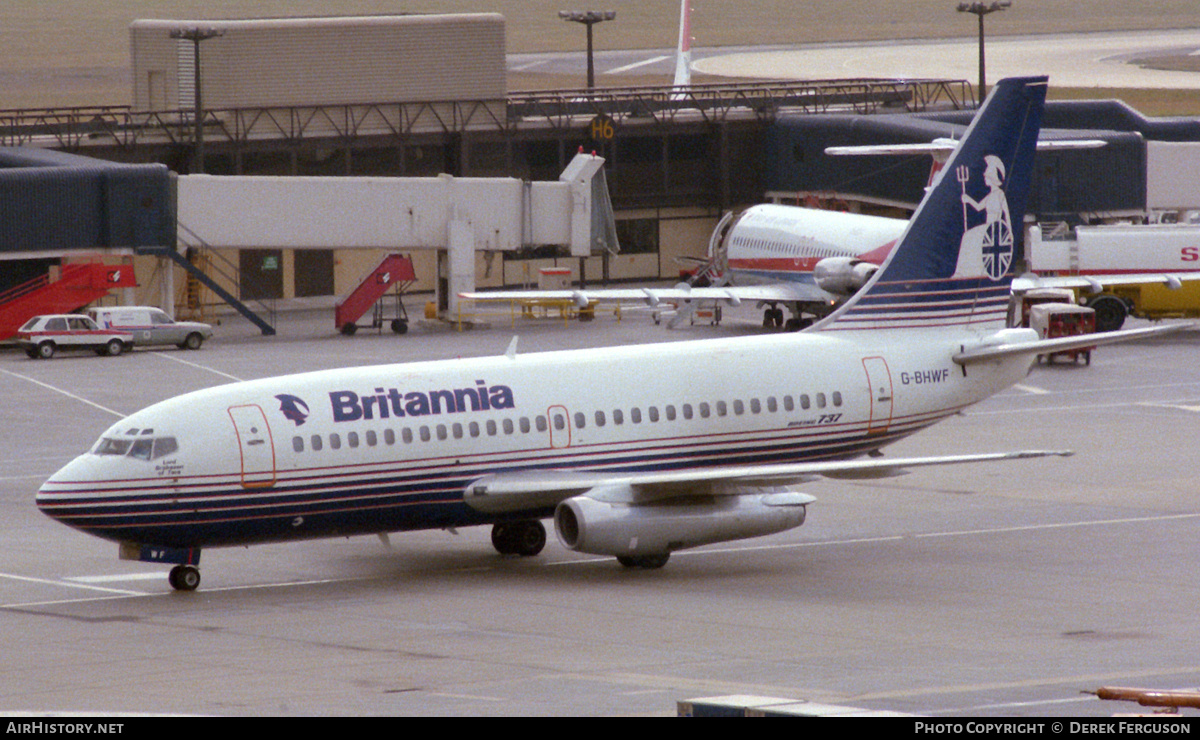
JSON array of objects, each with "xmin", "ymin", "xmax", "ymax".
[{"xmin": 38, "ymin": 78, "xmax": 1187, "ymax": 591}]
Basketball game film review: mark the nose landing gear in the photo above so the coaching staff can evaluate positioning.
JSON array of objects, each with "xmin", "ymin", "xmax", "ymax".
[{"xmin": 168, "ymin": 564, "xmax": 201, "ymax": 591}]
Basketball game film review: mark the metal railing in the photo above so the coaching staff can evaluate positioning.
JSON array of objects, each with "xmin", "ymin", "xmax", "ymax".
[{"xmin": 0, "ymin": 78, "xmax": 972, "ymax": 150}]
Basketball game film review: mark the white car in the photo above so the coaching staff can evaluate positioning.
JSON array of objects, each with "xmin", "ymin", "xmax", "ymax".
[
  {"xmin": 87, "ymin": 306, "xmax": 213, "ymax": 350},
  {"xmin": 16, "ymin": 315, "xmax": 134, "ymax": 359}
]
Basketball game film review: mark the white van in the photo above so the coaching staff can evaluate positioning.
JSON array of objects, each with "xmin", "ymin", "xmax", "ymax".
[{"xmin": 88, "ymin": 306, "xmax": 213, "ymax": 350}]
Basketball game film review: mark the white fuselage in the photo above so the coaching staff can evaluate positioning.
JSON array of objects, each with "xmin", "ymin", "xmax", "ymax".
[
  {"xmin": 722, "ymin": 204, "xmax": 906, "ymax": 287},
  {"xmin": 37, "ymin": 329, "xmax": 1031, "ymax": 550}
]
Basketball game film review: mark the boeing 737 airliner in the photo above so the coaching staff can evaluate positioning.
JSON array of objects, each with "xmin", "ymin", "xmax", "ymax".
[{"xmin": 37, "ymin": 78, "xmax": 1186, "ymax": 591}]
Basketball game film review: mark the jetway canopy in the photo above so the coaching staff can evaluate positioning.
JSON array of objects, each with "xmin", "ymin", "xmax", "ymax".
[{"xmin": 0, "ymin": 147, "xmax": 172, "ymax": 256}]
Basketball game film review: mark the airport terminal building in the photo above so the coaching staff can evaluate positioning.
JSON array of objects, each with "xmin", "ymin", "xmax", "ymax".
[{"xmin": 3, "ymin": 13, "xmax": 1200, "ymax": 319}]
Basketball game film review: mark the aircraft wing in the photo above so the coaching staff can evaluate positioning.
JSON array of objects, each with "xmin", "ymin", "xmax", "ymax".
[
  {"xmin": 459, "ymin": 281, "xmax": 832, "ymax": 309},
  {"xmin": 463, "ymin": 449, "xmax": 1071, "ymax": 514},
  {"xmin": 1012, "ymin": 272, "xmax": 1199, "ymax": 294}
]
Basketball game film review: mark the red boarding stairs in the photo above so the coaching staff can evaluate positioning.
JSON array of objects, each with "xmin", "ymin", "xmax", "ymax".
[
  {"xmin": 0, "ymin": 257, "xmax": 138, "ymax": 340},
  {"xmin": 335, "ymin": 253, "xmax": 417, "ymax": 335}
]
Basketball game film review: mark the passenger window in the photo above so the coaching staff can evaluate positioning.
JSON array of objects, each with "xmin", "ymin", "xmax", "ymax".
[
  {"xmin": 348, "ymin": 432, "xmax": 359, "ymax": 448},
  {"xmin": 536, "ymin": 416, "xmax": 548, "ymax": 433},
  {"xmin": 420, "ymin": 426, "xmax": 431, "ymax": 442},
  {"xmin": 665, "ymin": 405, "xmax": 676, "ymax": 421},
  {"xmin": 612, "ymin": 409, "xmax": 624, "ymax": 425},
  {"xmin": 504, "ymin": 419, "xmax": 515, "ymax": 435},
  {"xmin": 520, "ymin": 418, "xmax": 531, "ymax": 434},
  {"xmin": 699, "ymin": 402, "xmax": 710, "ymax": 418},
  {"xmin": 716, "ymin": 401, "xmax": 727, "ymax": 416},
  {"xmin": 750, "ymin": 399, "xmax": 761, "ymax": 414},
  {"xmin": 648, "ymin": 407, "xmax": 659, "ymax": 422},
  {"xmin": 682, "ymin": 404, "xmax": 693, "ymax": 420},
  {"xmin": 486, "ymin": 420, "xmax": 497, "ymax": 436},
  {"xmin": 292, "ymin": 436, "xmax": 304, "ymax": 453},
  {"xmin": 631, "ymin": 408, "xmax": 642, "ymax": 423},
  {"xmin": 595, "ymin": 410, "xmax": 606, "ymax": 427},
  {"xmin": 574, "ymin": 412, "xmax": 585, "ymax": 428},
  {"xmin": 330, "ymin": 434, "xmax": 341, "ymax": 450},
  {"xmin": 452, "ymin": 423, "xmax": 463, "ymax": 439},
  {"xmin": 784, "ymin": 396, "xmax": 794, "ymax": 411},
  {"xmin": 311, "ymin": 435, "xmax": 323, "ymax": 451},
  {"xmin": 767, "ymin": 397, "xmax": 777, "ymax": 412},
  {"xmin": 733, "ymin": 400, "xmax": 744, "ymax": 415},
  {"xmin": 800, "ymin": 395, "xmax": 810, "ymax": 410},
  {"xmin": 469, "ymin": 422, "xmax": 480, "ymax": 438},
  {"xmin": 385, "ymin": 429, "xmax": 396, "ymax": 445},
  {"xmin": 436, "ymin": 425, "xmax": 448, "ymax": 441},
  {"xmin": 816, "ymin": 393, "xmax": 827, "ymax": 409},
  {"xmin": 832, "ymin": 391, "xmax": 843, "ymax": 407},
  {"xmin": 366, "ymin": 430, "xmax": 377, "ymax": 447}
]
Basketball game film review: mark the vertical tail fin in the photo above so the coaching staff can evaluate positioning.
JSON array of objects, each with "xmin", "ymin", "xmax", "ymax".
[
  {"xmin": 672, "ymin": 0, "xmax": 693, "ymax": 90},
  {"xmin": 814, "ymin": 76, "xmax": 1047, "ymax": 333}
]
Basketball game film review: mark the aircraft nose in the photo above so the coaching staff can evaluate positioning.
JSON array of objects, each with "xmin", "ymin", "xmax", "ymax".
[{"xmin": 37, "ymin": 456, "xmax": 87, "ymax": 522}]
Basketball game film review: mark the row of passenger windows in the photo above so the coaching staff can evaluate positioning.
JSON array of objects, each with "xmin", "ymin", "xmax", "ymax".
[
  {"xmin": 291, "ymin": 391, "xmax": 844, "ymax": 453},
  {"xmin": 731, "ymin": 235, "xmax": 844, "ymax": 259}
]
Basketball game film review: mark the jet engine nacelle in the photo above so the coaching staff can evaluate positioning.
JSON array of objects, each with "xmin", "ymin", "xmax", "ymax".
[
  {"xmin": 813, "ymin": 256, "xmax": 878, "ymax": 296},
  {"xmin": 553, "ymin": 490, "xmax": 812, "ymax": 558}
]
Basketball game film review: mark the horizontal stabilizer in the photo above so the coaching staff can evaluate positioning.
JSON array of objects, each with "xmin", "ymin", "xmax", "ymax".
[{"xmin": 954, "ymin": 322, "xmax": 1195, "ymax": 365}]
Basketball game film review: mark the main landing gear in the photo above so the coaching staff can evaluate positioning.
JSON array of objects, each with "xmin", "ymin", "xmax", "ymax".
[
  {"xmin": 490, "ymin": 520, "xmax": 547, "ymax": 557},
  {"xmin": 168, "ymin": 564, "xmax": 201, "ymax": 591},
  {"xmin": 616, "ymin": 554, "xmax": 671, "ymax": 569}
]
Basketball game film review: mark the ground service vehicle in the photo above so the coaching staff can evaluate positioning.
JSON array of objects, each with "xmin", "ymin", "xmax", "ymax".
[
  {"xmin": 16, "ymin": 314, "xmax": 133, "ymax": 359},
  {"xmin": 87, "ymin": 306, "xmax": 213, "ymax": 350},
  {"xmin": 1008, "ymin": 288, "xmax": 1095, "ymax": 365},
  {"xmin": 1027, "ymin": 223, "xmax": 1200, "ymax": 331}
]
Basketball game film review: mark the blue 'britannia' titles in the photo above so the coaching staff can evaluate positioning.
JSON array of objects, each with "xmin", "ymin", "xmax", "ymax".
[{"xmin": 329, "ymin": 379, "xmax": 514, "ymax": 422}]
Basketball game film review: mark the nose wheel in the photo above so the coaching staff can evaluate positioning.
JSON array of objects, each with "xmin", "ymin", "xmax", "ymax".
[{"xmin": 168, "ymin": 564, "xmax": 201, "ymax": 591}]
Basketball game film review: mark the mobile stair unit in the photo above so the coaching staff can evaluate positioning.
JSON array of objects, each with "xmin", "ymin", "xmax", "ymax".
[
  {"xmin": 335, "ymin": 253, "xmax": 417, "ymax": 335},
  {"xmin": 0, "ymin": 257, "xmax": 138, "ymax": 340}
]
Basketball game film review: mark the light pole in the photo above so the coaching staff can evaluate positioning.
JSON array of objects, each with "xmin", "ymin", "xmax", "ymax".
[
  {"xmin": 558, "ymin": 10, "xmax": 616, "ymax": 90},
  {"xmin": 169, "ymin": 26, "xmax": 225, "ymax": 173},
  {"xmin": 957, "ymin": 1, "xmax": 1010, "ymax": 100}
]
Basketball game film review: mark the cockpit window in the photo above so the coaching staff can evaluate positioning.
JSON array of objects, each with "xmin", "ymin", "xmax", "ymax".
[
  {"xmin": 94, "ymin": 438, "xmax": 132, "ymax": 456},
  {"xmin": 94, "ymin": 434, "xmax": 178, "ymax": 460}
]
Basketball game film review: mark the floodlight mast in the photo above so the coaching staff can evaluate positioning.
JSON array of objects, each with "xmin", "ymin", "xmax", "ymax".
[
  {"xmin": 169, "ymin": 26, "xmax": 225, "ymax": 173},
  {"xmin": 956, "ymin": 1, "xmax": 1011, "ymax": 100},
  {"xmin": 558, "ymin": 10, "xmax": 617, "ymax": 90}
]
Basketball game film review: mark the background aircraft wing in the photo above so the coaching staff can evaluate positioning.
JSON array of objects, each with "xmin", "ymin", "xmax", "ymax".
[
  {"xmin": 1013, "ymin": 272, "xmax": 1200, "ymax": 293},
  {"xmin": 460, "ymin": 282, "xmax": 832, "ymax": 309},
  {"xmin": 463, "ymin": 450, "xmax": 1072, "ymax": 514}
]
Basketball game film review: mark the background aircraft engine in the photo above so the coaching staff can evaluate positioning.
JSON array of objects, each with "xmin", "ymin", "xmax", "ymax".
[
  {"xmin": 553, "ymin": 491, "xmax": 811, "ymax": 559},
  {"xmin": 813, "ymin": 257, "xmax": 877, "ymax": 296}
]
